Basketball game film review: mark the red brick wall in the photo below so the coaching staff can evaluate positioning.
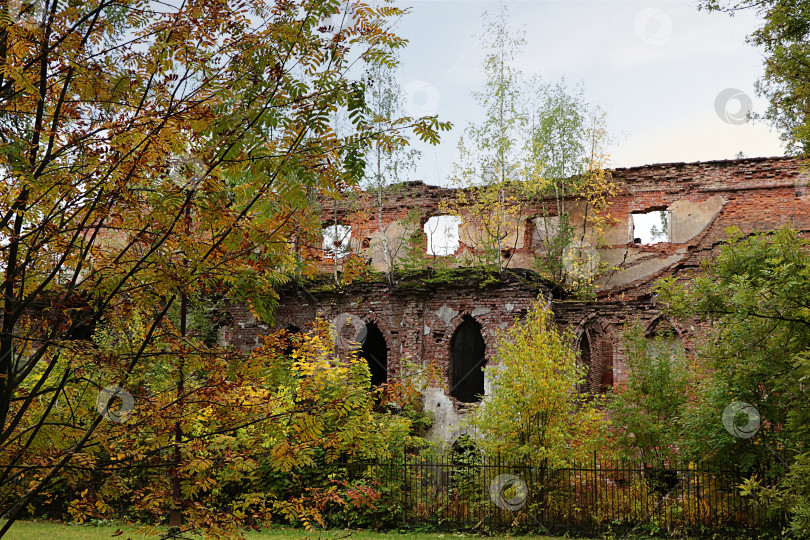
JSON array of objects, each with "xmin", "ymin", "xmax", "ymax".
[{"xmin": 220, "ymin": 156, "xmax": 810, "ymax": 419}]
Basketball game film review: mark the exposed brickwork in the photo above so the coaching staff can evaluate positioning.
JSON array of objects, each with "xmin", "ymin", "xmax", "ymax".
[
  {"xmin": 317, "ymin": 157, "xmax": 809, "ymax": 304},
  {"xmin": 221, "ymin": 272, "xmax": 547, "ymax": 404},
  {"xmin": 220, "ymin": 156, "xmax": 810, "ymax": 441}
]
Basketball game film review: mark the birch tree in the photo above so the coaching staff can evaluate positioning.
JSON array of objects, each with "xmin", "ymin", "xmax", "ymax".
[
  {"xmin": 363, "ymin": 59, "xmax": 424, "ymax": 286},
  {"xmin": 450, "ymin": 4, "xmax": 615, "ymax": 287},
  {"xmin": 449, "ymin": 4, "xmax": 534, "ymax": 274}
]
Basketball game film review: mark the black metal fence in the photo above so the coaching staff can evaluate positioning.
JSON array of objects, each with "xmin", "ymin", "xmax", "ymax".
[{"xmin": 326, "ymin": 454, "xmax": 785, "ymax": 536}]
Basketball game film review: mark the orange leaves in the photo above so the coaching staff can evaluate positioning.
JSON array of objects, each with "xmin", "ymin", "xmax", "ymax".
[{"xmin": 0, "ymin": 0, "xmax": 431, "ymax": 535}]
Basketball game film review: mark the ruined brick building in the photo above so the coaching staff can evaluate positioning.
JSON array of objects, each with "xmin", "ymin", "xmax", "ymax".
[{"xmin": 221, "ymin": 156, "xmax": 810, "ymax": 443}]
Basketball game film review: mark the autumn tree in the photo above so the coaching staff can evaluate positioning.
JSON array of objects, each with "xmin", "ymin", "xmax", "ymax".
[
  {"xmin": 0, "ymin": 0, "xmax": 446, "ymax": 536},
  {"xmin": 466, "ymin": 302, "xmax": 604, "ymax": 466},
  {"xmin": 449, "ymin": 4, "xmax": 533, "ymax": 274},
  {"xmin": 449, "ymin": 5, "xmax": 615, "ymax": 287},
  {"xmin": 528, "ymin": 81, "xmax": 616, "ymax": 288},
  {"xmin": 362, "ymin": 57, "xmax": 424, "ymax": 286}
]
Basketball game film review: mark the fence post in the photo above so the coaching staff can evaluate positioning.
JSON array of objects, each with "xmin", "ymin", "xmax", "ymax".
[{"xmin": 593, "ymin": 450, "xmax": 598, "ymax": 530}]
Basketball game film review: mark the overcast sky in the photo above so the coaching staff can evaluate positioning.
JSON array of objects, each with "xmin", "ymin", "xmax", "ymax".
[{"xmin": 387, "ymin": 0, "xmax": 784, "ymax": 186}]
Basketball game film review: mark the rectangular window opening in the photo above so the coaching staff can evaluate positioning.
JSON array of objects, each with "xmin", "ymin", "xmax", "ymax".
[
  {"xmin": 631, "ymin": 210, "xmax": 670, "ymax": 244},
  {"xmin": 424, "ymin": 215, "xmax": 462, "ymax": 256}
]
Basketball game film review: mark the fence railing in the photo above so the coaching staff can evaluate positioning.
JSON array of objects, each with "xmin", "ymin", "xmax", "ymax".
[{"xmin": 325, "ymin": 454, "xmax": 785, "ymax": 536}]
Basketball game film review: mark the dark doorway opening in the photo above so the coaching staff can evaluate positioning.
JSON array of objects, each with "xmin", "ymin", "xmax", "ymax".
[
  {"xmin": 360, "ymin": 322, "xmax": 387, "ymax": 387},
  {"xmin": 578, "ymin": 327, "xmax": 614, "ymax": 395},
  {"xmin": 450, "ymin": 316, "xmax": 486, "ymax": 403},
  {"xmin": 579, "ymin": 331, "xmax": 592, "ymax": 394}
]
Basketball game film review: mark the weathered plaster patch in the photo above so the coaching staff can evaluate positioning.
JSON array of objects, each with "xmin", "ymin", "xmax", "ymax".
[
  {"xmin": 598, "ymin": 253, "xmax": 685, "ymax": 289},
  {"xmin": 434, "ymin": 304, "xmax": 457, "ymax": 326},
  {"xmin": 669, "ymin": 196, "xmax": 725, "ymax": 243},
  {"xmin": 424, "ymin": 387, "xmax": 465, "ymax": 444}
]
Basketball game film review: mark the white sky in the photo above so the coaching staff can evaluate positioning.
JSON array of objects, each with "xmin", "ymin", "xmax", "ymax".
[{"xmin": 389, "ymin": 0, "xmax": 785, "ymax": 186}]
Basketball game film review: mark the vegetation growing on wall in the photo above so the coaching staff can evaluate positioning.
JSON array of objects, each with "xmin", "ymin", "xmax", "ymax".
[
  {"xmin": 607, "ymin": 322, "xmax": 689, "ymax": 464},
  {"xmin": 440, "ymin": 4, "xmax": 617, "ymax": 293}
]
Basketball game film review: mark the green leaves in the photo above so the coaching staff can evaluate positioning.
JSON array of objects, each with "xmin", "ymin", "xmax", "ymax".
[
  {"xmin": 467, "ymin": 303, "xmax": 604, "ymax": 466},
  {"xmin": 608, "ymin": 322, "xmax": 689, "ymax": 463},
  {"xmin": 0, "ymin": 0, "xmax": 431, "ymax": 534},
  {"xmin": 655, "ymin": 227, "xmax": 810, "ymax": 531}
]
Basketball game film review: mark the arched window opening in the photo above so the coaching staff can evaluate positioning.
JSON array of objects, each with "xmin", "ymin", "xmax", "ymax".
[
  {"xmin": 578, "ymin": 327, "xmax": 614, "ymax": 395},
  {"xmin": 450, "ymin": 316, "xmax": 486, "ymax": 403},
  {"xmin": 424, "ymin": 215, "xmax": 462, "ymax": 256},
  {"xmin": 646, "ymin": 319, "xmax": 685, "ymax": 367},
  {"xmin": 578, "ymin": 331, "xmax": 592, "ymax": 394},
  {"xmin": 360, "ymin": 322, "xmax": 387, "ymax": 387}
]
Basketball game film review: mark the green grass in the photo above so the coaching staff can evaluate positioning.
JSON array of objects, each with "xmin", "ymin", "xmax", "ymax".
[{"xmin": 1, "ymin": 520, "xmax": 571, "ymax": 540}]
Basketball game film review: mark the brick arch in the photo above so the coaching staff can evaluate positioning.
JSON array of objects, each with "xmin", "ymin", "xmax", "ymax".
[
  {"xmin": 443, "ymin": 309, "xmax": 496, "ymax": 361},
  {"xmin": 359, "ymin": 312, "xmax": 398, "ymax": 380},
  {"xmin": 643, "ymin": 313, "xmax": 695, "ymax": 358},
  {"xmin": 274, "ymin": 316, "xmax": 309, "ymax": 333},
  {"xmin": 644, "ymin": 314, "xmax": 685, "ymax": 338},
  {"xmin": 573, "ymin": 315, "xmax": 615, "ymax": 395},
  {"xmin": 449, "ymin": 310, "xmax": 492, "ymax": 338},
  {"xmin": 361, "ymin": 312, "xmax": 396, "ymax": 347}
]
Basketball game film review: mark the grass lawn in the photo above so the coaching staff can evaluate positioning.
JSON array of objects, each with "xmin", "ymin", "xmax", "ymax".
[{"xmin": 1, "ymin": 521, "xmax": 572, "ymax": 540}]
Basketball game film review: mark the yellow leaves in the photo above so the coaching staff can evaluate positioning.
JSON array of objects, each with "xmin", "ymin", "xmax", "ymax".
[
  {"xmin": 95, "ymin": 498, "xmax": 114, "ymax": 514},
  {"xmin": 183, "ymin": 475, "xmax": 217, "ymax": 499},
  {"xmin": 468, "ymin": 301, "xmax": 603, "ymax": 466},
  {"xmin": 182, "ymin": 457, "xmax": 214, "ymax": 475},
  {"xmin": 67, "ymin": 489, "xmax": 94, "ymax": 523},
  {"xmin": 269, "ymin": 440, "xmax": 296, "ymax": 472},
  {"xmin": 235, "ymin": 384, "xmax": 270, "ymax": 406}
]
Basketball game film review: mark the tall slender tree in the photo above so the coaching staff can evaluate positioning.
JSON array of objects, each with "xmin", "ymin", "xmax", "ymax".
[
  {"xmin": 528, "ymin": 81, "xmax": 616, "ymax": 287},
  {"xmin": 450, "ymin": 4, "xmax": 615, "ymax": 287},
  {"xmin": 449, "ymin": 3, "xmax": 533, "ymax": 274},
  {"xmin": 363, "ymin": 58, "xmax": 424, "ymax": 286}
]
